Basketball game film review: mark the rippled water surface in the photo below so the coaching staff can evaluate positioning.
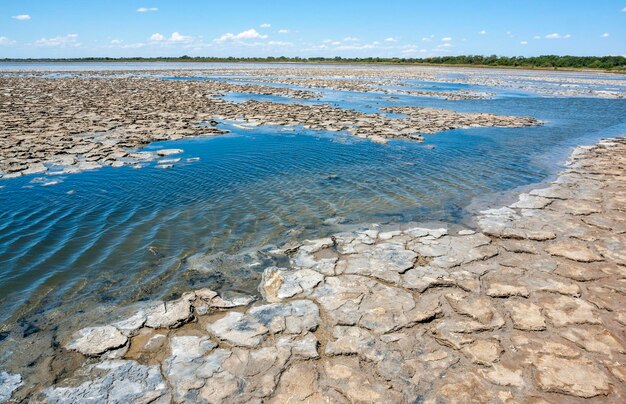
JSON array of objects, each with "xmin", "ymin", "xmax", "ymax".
[{"xmin": 1, "ymin": 65, "xmax": 626, "ymax": 344}]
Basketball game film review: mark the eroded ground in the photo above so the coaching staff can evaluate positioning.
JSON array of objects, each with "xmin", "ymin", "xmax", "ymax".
[
  {"xmin": 4, "ymin": 63, "xmax": 624, "ymax": 179},
  {"xmin": 1, "ymin": 65, "xmax": 625, "ymax": 403},
  {"xmin": 0, "ymin": 73, "xmax": 541, "ymax": 178},
  {"xmin": 3, "ymin": 137, "xmax": 622, "ymax": 403}
]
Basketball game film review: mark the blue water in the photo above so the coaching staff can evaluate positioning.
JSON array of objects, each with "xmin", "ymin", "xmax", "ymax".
[{"xmin": 1, "ymin": 67, "xmax": 626, "ymax": 343}]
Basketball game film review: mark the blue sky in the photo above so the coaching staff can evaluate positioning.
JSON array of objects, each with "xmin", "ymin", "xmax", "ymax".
[{"xmin": 1, "ymin": 1, "xmax": 625, "ymax": 58}]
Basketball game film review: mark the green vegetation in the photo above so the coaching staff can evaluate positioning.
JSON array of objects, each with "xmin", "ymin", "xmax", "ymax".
[
  {"xmin": 2, "ymin": 55, "xmax": 625, "ymax": 71},
  {"xmin": 410, "ymin": 55, "xmax": 626, "ymax": 70}
]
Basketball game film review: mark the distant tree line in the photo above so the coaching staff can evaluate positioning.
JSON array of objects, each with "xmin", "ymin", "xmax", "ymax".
[
  {"xmin": 3, "ymin": 55, "xmax": 625, "ymax": 71},
  {"xmin": 409, "ymin": 55, "xmax": 626, "ymax": 70}
]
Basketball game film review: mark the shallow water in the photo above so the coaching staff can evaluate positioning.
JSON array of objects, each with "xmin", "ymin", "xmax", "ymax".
[{"xmin": 1, "ymin": 66, "xmax": 626, "ymax": 361}]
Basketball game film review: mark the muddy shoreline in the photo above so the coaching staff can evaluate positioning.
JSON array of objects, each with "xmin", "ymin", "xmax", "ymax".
[
  {"xmin": 2, "ymin": 136, "xmax": 624, "ymax": 402},
  {"xmin": 5, "ymin": 63, "xmax": 624, "ymax": 179},
  {"xmin": 0, "ymin": 73, "xmax": 541, "ymax": 179},
  {"xmin": 1, "ymin": 65, "xmax": 625, "ymax": 402}
]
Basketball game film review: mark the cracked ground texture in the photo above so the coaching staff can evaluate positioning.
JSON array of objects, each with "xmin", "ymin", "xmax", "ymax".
[
  {"xmin": 0, "ymin": 75, "xmax": 539, "ymax": 178},
  {"xmin": 4, "ymin": 137, "xmax": 624, "ymax": 403}
]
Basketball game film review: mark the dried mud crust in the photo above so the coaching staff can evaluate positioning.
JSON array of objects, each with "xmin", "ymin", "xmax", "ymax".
[
  {"xmin": 0, "ymin": 74, "xmax": 540, "ymax": 178},
  {"xmin": 7, "ymin": 137, "xmax": 623, "ymax": 403}
]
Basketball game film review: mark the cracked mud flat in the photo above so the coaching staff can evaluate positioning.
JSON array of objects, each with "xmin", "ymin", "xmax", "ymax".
[
  {"xmin": 0, "ymin": 73, "xmax": 542, "ymax": 179},
  {"xmin": 221, "ymin": 76, "xmax": 495, "ymax": 100},
  {"xmin": 3, "ymin": 137, "xmax": 623, "ymax": 403},
  {"xmin": 71, "ymin": 65, "xmax": 624, "ymax": 99},
  {"xmin": 22, "ymin": 64, "xmax": 623, "ymax": 99},
  {"xmin": 222, "ymin": 65, "xmax": 626, "ymax": 99}
]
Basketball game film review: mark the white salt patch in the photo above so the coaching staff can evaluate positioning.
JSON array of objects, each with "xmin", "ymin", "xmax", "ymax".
[
  {"xmin": 157, "ymin": 158, "xmax": 181, "ymax": 164},
  {"xmin": 156, "ymin": 149, "xmax": 183, "ymax": 156}
]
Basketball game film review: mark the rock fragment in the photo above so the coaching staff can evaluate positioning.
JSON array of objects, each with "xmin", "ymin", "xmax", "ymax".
[
  {"xmin": 533, "ymin": 355, "xmax": 610, "ymax": 398},
  {"xmin": 462, "ymin": 339, "xmax": 503, "ymax": 365},
  {"xmin": 540, "ymin": 295, "xmax": 602, "ymax": 327},
  {"xmin": 43, "ymin": 360, "xmax": 169, "ymax": 403},
  {"xmin": 66, "ymin": 325, "xmax": 128, "ymax": 356},
  {"xmin": 144, "ymin": 297, "xmax": 194, "ymax": 329},
  {"xmin": 505, "ymin": 300, "xmax": 546, "ymax": 331},
  {"xmin": 545, "ymin": 240, "xmax": 604, "ymax": 262}
]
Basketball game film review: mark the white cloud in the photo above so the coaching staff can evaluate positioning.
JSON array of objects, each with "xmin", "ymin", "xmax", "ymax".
[
  {"xmin": 0, "ymin": 36, "xmax": 15, "ymax": 46},
  {"xmin": 278, "ymin": 29, "xmax": 290, "ymax": 34},
  {"xmin": 306, "ymin": 38, "xmax": 390, "ymax": 52},
  {"xmin": 384, "ymin": 37, "xmax": 398, "ymax": 42},
  {"xmin": 545, "ymin": 33, "xmax": 570, "ymax": 39},
  {"xmin": 267, "ymin": 40, "xmax": 292, "ymax": 46},
  {"xmin": 533, "ymin": 35, "xmax": 541, "ymax": 40},
  {"xmin": 107, "ymin": 42, "xmax": 147, "ymax": 49},
  {"xmin": 137, "ymin": 7, "xmax": 158, "ymax": 12},
  {"xmin": 149, "ymin": 32, "xmax": 192, "ymax": 43},
  {"xmin": 602, "ymin": 32, "xmax": 610, "ymax": 38},
  {"xmin": 520, "ymin": 40, "xmax": 528, "ymax": 45},
  {"xmin": 334, "ymin": 43, "xmax": 376, "ymax": 50},
  {"xmin": 12, "ymin": 14, "xmax": 31, "ymax": 21},
  {"xmin": 110, "ymin": 39, "xmax": 123, "ymax": 44},
  {"xmin": 216, "ymin": 29, "xmax": 268, "ymax": 42},
  {"xmin": 479, "ymin": 30, "xmax": 487, "ymax": 35},
  {"xmin": 170, "ymin": 32, "xmax": 192, "ymax": 42},
  {"xmin": 421, "ymin": 37, "xmax": 431, "ymax": 42},
  {"xmin": 623, "ymin": 7, "xmax": 626, "ymax": 11},
  {"xmin": 34, "ymin": 33, "xmax": 80, "ymax": 47},
  {"xmin": 441, "ymin": 37, "xmax": 452, "ymax": 41},
  {"xmin": 260, "ymin": 23, "xmax": 271, "ymax": 28},
  {"xmin": 437, "ymin": 42, "xmax": 452, "ymax": 48}
]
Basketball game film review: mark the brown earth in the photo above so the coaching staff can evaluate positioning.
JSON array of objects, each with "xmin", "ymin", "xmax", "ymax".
[{"xmin": 10, "ymin": 137, "xmax": 623, "ymax": 403}]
